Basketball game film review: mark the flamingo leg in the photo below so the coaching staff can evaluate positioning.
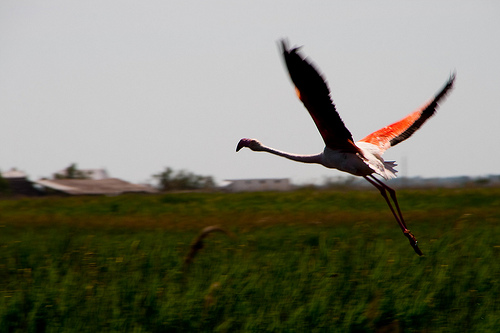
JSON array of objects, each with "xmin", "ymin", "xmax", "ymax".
[
  {"xmin": 364, "ymin": 175, "xmax": 407, "ymax": 231},
  {"xmin": 364, "ymin": 175, "xmax": 423, "ymax": 256},
  {"xmin": 366, "ymin": 176, "xmax": 407, "ymax": 229}
]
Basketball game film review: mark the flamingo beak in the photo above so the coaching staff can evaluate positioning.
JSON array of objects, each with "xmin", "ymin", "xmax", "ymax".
[{"xmin": 236, "ymin": 138, "xmax": 249, "ymax": 152}]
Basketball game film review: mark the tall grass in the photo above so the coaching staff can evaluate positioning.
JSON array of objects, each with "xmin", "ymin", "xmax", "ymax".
[{"xmin": 0, "ymin": 188, "xmax": 499, "ymax": 332}]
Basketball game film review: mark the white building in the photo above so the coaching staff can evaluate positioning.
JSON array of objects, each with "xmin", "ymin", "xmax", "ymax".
[
  {"xmin": 34, "ymin": 178, "xmax": 157, "ymax": 195},
  {"xmin": 223, "ymin": 178, "xmax": 292, "ymax": 192}
]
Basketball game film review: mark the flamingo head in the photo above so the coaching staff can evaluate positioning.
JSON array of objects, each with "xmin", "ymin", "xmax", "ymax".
[{"xmin": 236, "ymin": 138, "xmax": 263, "ymax": 152}]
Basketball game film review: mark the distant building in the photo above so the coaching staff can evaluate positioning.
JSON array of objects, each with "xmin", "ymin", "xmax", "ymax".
[
  {"xmin": 223, "ymin": 178, "xmax": 292, "ymax": 192},
  {"xmin": 54, "ymin": 167, "xmax": 109, "ymax": 180},
  {"xmin": 1, "ymin": 168, "xmax": 41, "ymax": 196},
  {"xmin": 35, "ymin": 178, "xmax": 157, "ymax": 196}
]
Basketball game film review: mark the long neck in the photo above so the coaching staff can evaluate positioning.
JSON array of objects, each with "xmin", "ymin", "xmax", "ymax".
[{"xmin": 259, "ymin": 145, "xmax": 323, "ymax": 164}]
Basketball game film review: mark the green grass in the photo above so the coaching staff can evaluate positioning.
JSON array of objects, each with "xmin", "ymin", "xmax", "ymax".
[{"xmin": 1, "ymin": 188, "xmax": 499, "ymax": 332}]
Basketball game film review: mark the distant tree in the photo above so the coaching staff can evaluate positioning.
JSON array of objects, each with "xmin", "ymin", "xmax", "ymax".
[
  {"xmin": 153, "ymin": 167, "xmax": 215, "ymax": 191},
  {"xmin": 54, "ymin": 163, "xmax": 89, "ymax": 179}
]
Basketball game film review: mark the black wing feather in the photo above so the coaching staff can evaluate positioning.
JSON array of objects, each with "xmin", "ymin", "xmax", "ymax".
[
  {"xmin": 280, "ymin": 39, "xmax": 357, "ymax": 152},
  {"xmin": 389, "ymin": 72, "xmax": 456, "ymax": 147}
]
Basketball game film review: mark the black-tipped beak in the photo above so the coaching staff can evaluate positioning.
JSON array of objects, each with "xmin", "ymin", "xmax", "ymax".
[{"xmin": 236, "ymin": 139, "xmax": 245, "ymax": 152}]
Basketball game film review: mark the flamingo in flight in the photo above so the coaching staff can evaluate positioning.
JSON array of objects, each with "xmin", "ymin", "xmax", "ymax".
[{"xmin": 236, "ymin": 39, "xmax": 455, "ymax": 256}]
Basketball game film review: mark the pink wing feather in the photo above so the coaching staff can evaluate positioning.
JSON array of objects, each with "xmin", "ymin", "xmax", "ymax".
[{"xmin": 360, "ymin": 73, "xmax": 455, "ymax": 153}]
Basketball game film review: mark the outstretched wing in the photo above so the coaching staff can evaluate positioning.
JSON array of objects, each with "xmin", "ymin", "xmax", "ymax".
[
  {"xmin": 359, "ymin": 73, "xmax": 456, "ymax": 153},
  {"xmin": 280, "ymin": 40, "xmax": 359, "ymax": 153}
]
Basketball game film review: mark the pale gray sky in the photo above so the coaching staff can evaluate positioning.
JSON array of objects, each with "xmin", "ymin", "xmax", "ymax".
[{"xmin": 1, "ymin": 1, "xmax": 499, "ymax": 185}]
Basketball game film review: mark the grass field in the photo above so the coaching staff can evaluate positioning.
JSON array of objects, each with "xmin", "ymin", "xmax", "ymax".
[{"xmin": 1, "ymin": 187, "xmax": 499, "ymax": 332}]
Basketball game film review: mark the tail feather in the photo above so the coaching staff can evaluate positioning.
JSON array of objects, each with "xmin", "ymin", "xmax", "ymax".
[{"xmin": 382, "ymin": 161, "xmax": 398, "ymax": 179}]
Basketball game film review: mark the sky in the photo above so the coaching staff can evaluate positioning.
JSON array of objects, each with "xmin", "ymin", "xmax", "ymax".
[{"xmin": 1, "ymin": 1, "xmax": 499, "ymax": 185}]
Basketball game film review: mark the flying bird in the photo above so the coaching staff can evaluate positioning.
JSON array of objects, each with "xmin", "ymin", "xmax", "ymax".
[{"xmin": 236, "ymin": 39, "xmax": 455, "ymax": 256}]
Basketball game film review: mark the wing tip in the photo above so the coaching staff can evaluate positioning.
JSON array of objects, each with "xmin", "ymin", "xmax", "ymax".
[
  {"xmin": 448, "ymin": 70, "xmax": 457, "ymax": 87},
  {"xmin": 278, "ymin": 38, "xmax": 303, "ymax": 57},
  {"xmin": 434, "ymin": 71, "xmax": 456, "ymax": 102},
  {"xmin": 278, "ymin": 38, "xmax": 287, "ymax": 54}
]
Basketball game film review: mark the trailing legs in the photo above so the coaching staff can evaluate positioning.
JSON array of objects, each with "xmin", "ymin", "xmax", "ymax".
[{"xmin": 364, "ymin": 175, "xmax": 423, "ymax": 256}]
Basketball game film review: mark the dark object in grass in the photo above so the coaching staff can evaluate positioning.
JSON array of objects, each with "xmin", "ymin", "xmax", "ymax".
[{"xmin": 183, "ymin": 225, "xmax": 235, "ymax": 267}]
